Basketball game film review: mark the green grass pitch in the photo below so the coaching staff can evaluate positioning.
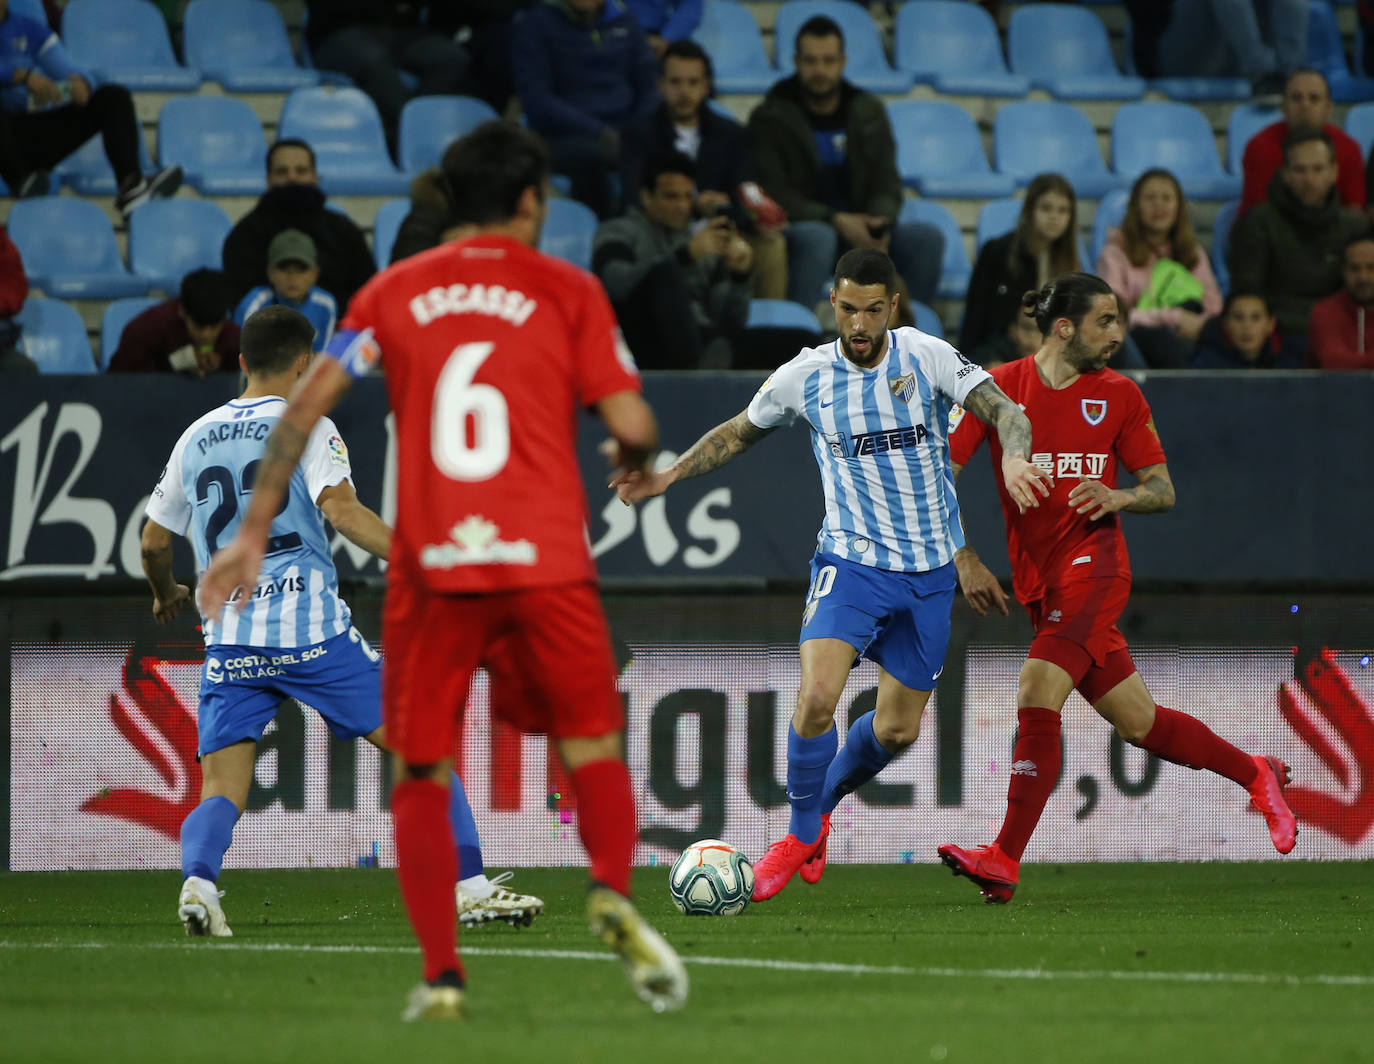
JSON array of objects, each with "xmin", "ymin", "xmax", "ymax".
[{"xmin": 1, "ymin": 863, "xmax": 1370, "ymax": 1064}]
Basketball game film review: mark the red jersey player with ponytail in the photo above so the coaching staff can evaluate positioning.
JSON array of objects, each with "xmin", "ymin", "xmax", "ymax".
[{"xmin": 939, "ymin": 272, "xmax": 1297, "ymax": 903}]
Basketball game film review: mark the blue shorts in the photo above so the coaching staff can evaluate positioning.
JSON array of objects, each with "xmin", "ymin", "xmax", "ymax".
[
  {"xmin": 197, "ymin": 627, "xmax": 382, "ymax": 756},
  {"xmin": 800, "ymin": 551, "xmax": 955, "ymax": 691}
]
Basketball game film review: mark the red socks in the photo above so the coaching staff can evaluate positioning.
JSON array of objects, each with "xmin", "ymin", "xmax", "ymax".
[
  {"xmin": 392, "ymin": 778, "xmax": 462, "ymax": 984},
  {"xmin": 1141, "ymin": 705, "xmax": 1258, "ymax": 786},
  {"xmin": 570, "ymin": 759, "xmax": 636, "ymax": 896},
  {"xmin": 995, "ymin": 707, "xmax": 1062, "ymax": 862}
]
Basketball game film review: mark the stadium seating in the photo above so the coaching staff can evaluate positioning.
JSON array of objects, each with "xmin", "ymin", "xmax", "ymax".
[
  {"xmin": 277, "ymin": 88, "xmax": 410, "ymax": 195},
  {"xmin": 899, "ymin": 198, "xmax": 972, "ymax": 300},
  {"xmin": 53, "ymin": 131, "xmax": 156, "ymax": 196},
  {"xmin": 1119, "ymin": 22, "xmax": 1249, "ymax": 101},
  {"xmin": 538, "ymin": 197, "xmax": 598, "ymax": 270},
  {"xmin": 975, "ymin": 197, "xmax": 1022, "ymax": 251},
  {"xmin": 1089, "ymin": 187, "xmax": 1130, "ymax": 268},
  {"xmin": 158, "ymin": 96, "xmax": 268, "ymax": 195},
  {"xmin": 773, "ymin": 0, "xmax": 914, "ymax": 95},
  {"xmin": 1309, "ymin": 1, "xmax": 1374, "ymax": 102},
  {"xmin": 909, "ymin": 300, "xmax": 944, "ymax": 339},
  {"xmin": 1227, "ymin": 104, "xmax": 1282, "ymax": 175},
  {"xmin": 1210, "ymin": 200, "xmax": 1240, "ymax": 296},
  {"xmin": 371, "ymin": 198, "xmax": 410, "ymax": 269},
  {"xmin": 16, "ymin": 298, "xmax": 97, "ymax": 373},
  {"xmin": 1006, "ymin": 4, "xmax": 1145, "ymax": 100},
  {"xmin": 8, "ymin": 0, "xmax": 46, "ymax": 20},
  {"xmin": 993, "ymin": 101, "xmax": 1123, "ymax": 198},
  {"xmin": 7, "ymin": 199, "xmax": 150, "ymax": 299},
  {"xmin": 128, "ymin": 199, "xmax": 234, "ymax": 293},
  {"xmin": 887, "ymin": 101, "xmax": 1015, "ymax": 199},
  {"xmin": 1346, "ymin": 102, "xmax": 1374, "ymax": 160},
  {"xmin": 62, "ymin": 0, "xmax": 201, "ymax": 91},
  {"xmin": 894, "ymin": 1, "xmax": 1030, "ymax": 97},
  {"xmin": 746, "ymin": 299, "xmax": 821, "ymax": 331},
  {"xmin": 693, "ymin": 0, "xmax": 778, "ymax": 94},
  {"xmin": 99, "ymin": 296, "xmax": 159, "ymax": 370},
  {"xmin": 183, "ymin": 0, "xmax": 319, "ymax": 92},
  {"xmin": 1111, "ymin": 102, "xmax": 1242, "ymax": 201},
  {"xmin": 398, "ymin": 96, "xmax": 499, "ymax": 175}
]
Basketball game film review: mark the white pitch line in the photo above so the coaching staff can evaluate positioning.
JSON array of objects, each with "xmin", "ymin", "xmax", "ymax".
[{"xmin": 0, "ymin": 940, "xmax": 1369, "ymax": 987}]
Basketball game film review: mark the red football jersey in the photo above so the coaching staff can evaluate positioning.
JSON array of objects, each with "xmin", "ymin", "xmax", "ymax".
[
  {"xmin": 950, "ymin": 357, "xmax": 1167, "ymax": 605},
  {"xmin": 334, "ymin": 235, "xmax": 641, "ymax": 592}
]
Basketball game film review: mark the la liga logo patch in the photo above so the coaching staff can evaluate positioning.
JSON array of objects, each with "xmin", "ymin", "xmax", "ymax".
[{"xmin": 1081, "ymin": 399, "xmax": 1107, "ymax": 426}]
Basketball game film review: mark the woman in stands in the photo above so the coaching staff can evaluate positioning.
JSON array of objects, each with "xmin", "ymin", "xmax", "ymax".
[
  {"xmin": 1096, "ymin": 168, "xmax": 1222, "ymax": 369},
  {"xmin": 961, "ymin": 173, "xmax": 1079, "ymax": 364}
]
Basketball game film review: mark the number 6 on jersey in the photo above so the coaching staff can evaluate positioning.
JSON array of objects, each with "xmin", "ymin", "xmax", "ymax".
[{"xmin": 432, "ymin": 342, "xmax": 510, "ymax": 481}]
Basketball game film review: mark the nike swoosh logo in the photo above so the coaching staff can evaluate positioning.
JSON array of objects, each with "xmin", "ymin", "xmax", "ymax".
[
  {"xmin": 820, "ymin": 400, "xmax": 835, "ymax": 409},
  {"xmin": 786, "ymin": 791, "xmax": 815, "ymax": 801},
  {"xmin": 933, "ymin": 666, "xmax": 944, "ymax": 680}
]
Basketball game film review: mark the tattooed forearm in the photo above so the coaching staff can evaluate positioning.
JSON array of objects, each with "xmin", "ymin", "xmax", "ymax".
[
  {"xmin": 1121, "ymin": 464, "xmax": 1176, "ymax": 514},
  {"xmin": 670, "ymin": 410, "xmax": 772, "ymax": 483},
  {"xmin": 963, "ymin": 380, "xmax": 1031, "ymax": 459}
]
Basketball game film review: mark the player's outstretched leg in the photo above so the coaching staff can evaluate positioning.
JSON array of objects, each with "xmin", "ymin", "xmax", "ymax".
[
  {"xmin": 449, "ymin": 771, "xmax": 545, "ymax": 927},
  {"xmin": 801, "ymin": 711, "xmax": 894, "ymax": 885},
  {"xmin": 586, "ymin": 885, "xmax": 689, "ymax": 1014},
  {"xmin": 1246, "ymin": 756, "xmax": 1298, "ymax": 854},
  {"xmin": 752, "ymin": 723, "xmax": 836, "ymax": 901},
  {"xmin": 178, "ymin": 795, "xmax": 239, "ymax": 936}
]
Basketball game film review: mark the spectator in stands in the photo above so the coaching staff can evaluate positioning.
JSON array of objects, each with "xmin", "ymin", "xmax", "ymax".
[
  {"xmin": 389, "ymin": 167, "xmax": 459, "ymax": 264},
  {"xmin": 233, "ymin": 230, "xmax": 337, "ymax": 352},
  {"xmin": 970, "ymin": 304, "xmax": 1042, "ymax": 371},
  {"xmin": 1230, "ymin": 128, "xmax": 1371, "ymax": 340},
  {"xmin": 221, "ymin": 139, "xmax": 376, "ymax": 312},
  {"xmin": 108, "ymin": 268, "xmax": 240, "ymax": 375},
  {"xmin": 1153, "ymin": 0, "xmax": 1306, "ymax": 98},
  {"xmin": 747, "ymin": 16, "xmax": 943, "ymax": 311},
  {"xmin": 623, "ymin": 40, "xmax": 788, "ymax": 299},
  {"xmin": 1308, "ymin": 234, "xmax": 1374, "ymax": 370},
  {"xmin": 1192, "ymin": 290, "xmax": 1304, "ymax": 369},
  {"xmin": 592, "ymin": 150, "xmax": 753, "ymax": 369},
  {"xmin": 1096, "ymin": 168, "xmax": 1222, "ymax": 368},
  {"xmin": 0, "ymin": 223, "xmax": 35, "ymax": 373},
  {"xmin": 1240, "ymin": 69, "xmax": 1364, "ymax": 217},
  {"xmin": 624, "ymin": 0, "xmax": 701, "ymax": 60},
  {"xmin": 0, "ymin": 0, "xmax": 181, "ymax": 216},
  {"xmin": 512, "ymin": 0, "xmax": 661, "ymax": 219},
  {"xmin": 304, "ymin": 1, "xmax": 474, "ymax": 157},
  {"xmin": 960, "ymin": 173, "xmax": 1079, "ymax": 358}
]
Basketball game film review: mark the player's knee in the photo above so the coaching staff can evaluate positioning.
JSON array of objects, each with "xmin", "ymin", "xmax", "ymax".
[
  {"xmin": 1113, "ymin": 718, "xmax": 1152, "ymax": 746},
  {"xmin": 872, "ymin": 717, "xmax": 918, "ymax": 751},
  {"xmin": 796, "ymin": 680, "xmax": 843, "ymax": 727}
]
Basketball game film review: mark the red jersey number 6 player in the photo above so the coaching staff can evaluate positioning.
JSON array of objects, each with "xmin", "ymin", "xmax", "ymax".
[
  {"xmin": 940, "ymin": 273, "xmax": 1297, "ymax": 903},
  {"xmin": 198, "ymin": 122, "xmax": 688, "ymax": 1019}
]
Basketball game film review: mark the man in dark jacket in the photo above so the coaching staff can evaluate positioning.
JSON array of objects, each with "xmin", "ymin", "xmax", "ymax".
[
  {"xmin": 747, "ymin": 15, "xmax": 942, "ymax": 309},
  {"xmin": 1229, "ymin": 127, "xmax": 1371, "ymax": 338},
  {"xmin": 1191, "ymin": 290, "xmax": 1305, "ymax": 369},
  {"xmin": 221, "ymin": 139, "xmax": 376, "ymax": 313},
  {"xmin": 512, "ymin": 0, "xmax": 661, "ymax": 218}
]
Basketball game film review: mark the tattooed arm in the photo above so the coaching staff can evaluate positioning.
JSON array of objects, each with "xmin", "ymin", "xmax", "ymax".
[
  {"xmin": 612, "ymin": 408, "xmax": 774, "ymax": 503},
  {"xmin": 1068, "ymin": 462, "xmax": 1176, "ymax": 520},
  {"xmin": 959, "ymin": 379, "xmax": 1052, "ymax": 514}
]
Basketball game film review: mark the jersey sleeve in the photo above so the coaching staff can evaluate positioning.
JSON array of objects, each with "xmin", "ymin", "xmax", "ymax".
[
  {"xmin": 947, "ymin": 399, "xmax": 990, "ymax": 467},
  {"xmin": 325, "ymin": 276, "xmax": 385, "ymax": 378},
  {"xmin": 1116, "ymin": 383, "xmax": 1168, "ymax": 473},
  {"xmin": 572, "ymin": 274, "xmax": 642, "ymax": 405},
  {"xmin": 301, "ymin": 416, "xmax": 353, "ymax": 503},
  {"xmin": 144, "ymin": 433, "xmax": 191, "ymax": 536},
  {"xmin": 919, "ymin": 332, "xmax": 992, "ymax": 407},
  {"xmin": 745, "ymin": 353, "xmax": 810, "ymax": 428}
]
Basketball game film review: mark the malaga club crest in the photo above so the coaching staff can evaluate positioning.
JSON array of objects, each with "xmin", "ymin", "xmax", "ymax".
[
  {"xmin": 889, "ymin": 373, "xmax": 916, "ymax": 404},
  {"xmin": 1081, "ymin": 398, "xmax": 1107, "ymax": 426}
]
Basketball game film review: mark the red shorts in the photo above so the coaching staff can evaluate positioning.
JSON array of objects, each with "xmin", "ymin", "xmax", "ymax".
[
  {"xmin": 1026, "ymin": 575, "xmax": 1136, "ymax": 704},
  {"xmin": 382, "ymin": 578, "xmax": 624, "ymax": 764}
]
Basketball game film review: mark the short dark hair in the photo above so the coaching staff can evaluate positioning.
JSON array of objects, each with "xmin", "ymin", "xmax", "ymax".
[
  {"xmin": 266, "ymin": 138, "xmax": 316, "ymax": 174},
  {"xmin": 1344, "ymin": 231, "xmax": 1374, "ymax": 257},
  {"xmin": 642, "ymin": 150, "xmax": 696, "ymax": 192},
  {"xmin": 240, "ymin": 305, "xmax": 315, "ymax": 375},
  {"xmin": 441, "ymin": 121, "xmax": 549, "ymax": 227},
  {"xmin": 662, "ymin": 38, "xmax": 713, "ymax": 83},
  {"xmin": 1285, "ymin": 68, "xmax": 1331, "ymax": 97},
  {"xmin": 796, "ymin": 14, "xmax": 844, "ymax": 54},
  {"xmin": 834, "ymin": 248, "xmax": 896, "ymax": 294},
  {"xmin": 1021, "ymin": 272, "xmax": 1114, "ymax": 335},
  {"xmin": 179, "ymin": 268, "xmax": 234, "ymax": 327},
  {"xmin": 1222, "ymin": 290, "xmax": 1274, "ymax": 317},
  {"xmin": 1281, "ymin": 125, "xmax": 1335, "ymax": 163}
]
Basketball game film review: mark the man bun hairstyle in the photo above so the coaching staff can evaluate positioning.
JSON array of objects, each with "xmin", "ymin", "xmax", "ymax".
[
  {"xmin": 240, "ymin": 304, "xmax": 315, "ymax": 375},
  {"xmin": 441, "ymin": 120, "xmax": 550, "ymax": 227},
  {"xmin": 1021, "ymin": 271, "xmax": 1114, "ymax": 336},
  {"xmin": 834, "ymin": 247, "xmax": 896, "ymax": 295}
]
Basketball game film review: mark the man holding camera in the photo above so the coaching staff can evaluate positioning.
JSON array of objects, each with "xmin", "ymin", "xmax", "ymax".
[
  {"xmin": 592, "ymin": 150, "xmax": 753, "ymax": 369},
  {"xmin": 748, "ymin": 15, "xmax": 943, "ymax": 314}
]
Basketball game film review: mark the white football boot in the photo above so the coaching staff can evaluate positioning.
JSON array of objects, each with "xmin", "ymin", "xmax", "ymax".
[
  {"xmin": 586, "ymin": 885, "xmax": 688, "ymax": 1013},
  {"xmin": 401, "ymin": 982, "xmax": 464, "ymax": 1022},
  {"xmin": 178, "ymin": 875, "xmax": 233, "ymax": 937},
  {"xmin": 456, "ymin": 872, "xmax": 545, "ymax": 927}
]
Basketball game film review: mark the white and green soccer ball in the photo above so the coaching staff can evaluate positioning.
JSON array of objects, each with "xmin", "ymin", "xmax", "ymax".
[{"xmin": 668, "ymin": 839, "xmax": 754, "ymax": 916}]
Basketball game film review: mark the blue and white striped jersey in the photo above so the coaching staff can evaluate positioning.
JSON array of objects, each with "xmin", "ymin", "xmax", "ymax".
[
  {"xmin": 746, "ymin": 327, "xmax": 991, "ymax": 572},
  {"xmin": 145, "ymin": 396, "xmax": 354, "ymax": 648}
]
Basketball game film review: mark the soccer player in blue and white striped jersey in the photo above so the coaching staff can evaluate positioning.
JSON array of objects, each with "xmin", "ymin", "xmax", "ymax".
[
  {"xmin": 614, "ymin": 249, "xmax": 1051, "ymax": 900},
  {"xmin": 141, "ymin": 305, "xmax": 541, "ymax": 937}
]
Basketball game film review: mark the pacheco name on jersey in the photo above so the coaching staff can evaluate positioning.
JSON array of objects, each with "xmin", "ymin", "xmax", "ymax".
[{"xmin": 420, "ymin": 515, "xmax": 538, "ymax": 569}]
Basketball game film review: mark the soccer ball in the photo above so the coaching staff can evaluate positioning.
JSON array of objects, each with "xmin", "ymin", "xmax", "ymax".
[{"xmin": 668, "ymin": 839, "xmax": 754, "ymax": 916}]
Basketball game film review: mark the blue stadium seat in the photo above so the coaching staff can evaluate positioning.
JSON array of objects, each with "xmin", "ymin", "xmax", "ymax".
[
  {"xmin": 909, "ymin": 300, "xmax": 944, "ymax": 340},
  {"xmin": 773, "ymin": 0, "xmax": 914, "ymax": 95},
  {"xmin": 277, "ymin": 87, "xmax": 410, "ymax": 195},
  {"xmin": 62, "ymin": 0, "xmax": 201, "ymax": 91},
  {"xmin": 158, "ymin": 96, "xmax": 267, "ymax": 195},
  {"xmin": 1111, "ymin": 101, "xmax": 1241, "ymax": 201},
  {"xmin": 1088, "ymin": 187, "xmax": 1129, "ymax": 269},
  {"xmin": 398, "ymin": 96, "xmax": 499, "ymax": 174},
  {"xmin": 128, "ymin": 199, "xmax": 233, "ymax": 293},
  {"xmin": 1007, "ymin": 4, "xmax": 1145, "ymax": 100},
  {"xmin": 538, "ymin": 197, "xmax": 598, "ymax": 270},
  {"xmin": 183, "ymin": 0, "xmax": 319, "ymax": 92},
  {"xmin": 53, "ymin": 130, "xmax": 155, "ymax": 195},
  {"xmin": 16, "ymin": 298, "xmax": 96, "ymax": 373},
  {"xmin": 372, "ymin": 198, "xmax": 411, "ymax": 269},
  {"xmin": 899, "ymin": 198, "xmax": 972, "ymax": 300},
  {"xmin": 1119, "ymin": 22, "xmax": 1248, "ymax": 101},
  {"xmin": 99, "ymin": 296, "xmax": 159, "ymax": 370},
  {"xmin": 7, "ymin": 199, "xmax": 150, "ymax": 299},
  {"xmin": 887, "ymin": 101, "xmax": 1015, "ymax": 199},
  {"xmin": 693, "ymin": 0, "xmax": 777, "ymax": 94},
  {"xmin": 993, "ymin": 101, "xmax": 1123, "ymax": 199},
  {"xmin": 8, "ymin": 0, "xmax": 48, "ymax": 22},
  {"xmin": 1210, "ymin": 200, "xmax": 1240, "ymax": 296},
  {"xmin": 975, "ymin": 197, "xmax": 1022, "ymax": 251},
  {"xmin": 1346, "ymin": 102, "xmax": 1374, "ymax": 160},
  {"xmin": 1309, "ymin": 1, "xmax": 1374, "ymax": 102},
  {"xmin": 1227, "ymin": 103, "xmax": 1281, "ymax": 174},
  {"xmin": 746, "ymin": 299, "xmax": 821, "ymax": 331},
  {"xmin": 894, "ymin": 1, "xmax": 1029, "ymax": 96}
]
